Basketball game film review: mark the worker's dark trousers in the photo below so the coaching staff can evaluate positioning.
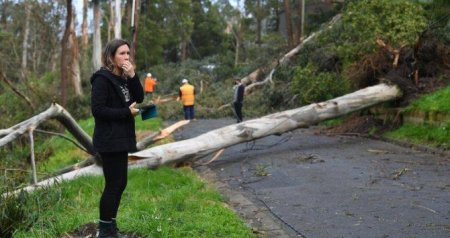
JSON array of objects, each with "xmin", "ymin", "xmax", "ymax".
[
  {"xmin": 99, "ymin": 151, "xmax": 128, "ymax": 221},
  {"xmin": 233, "ymin": 102, "xmax": 243, "ymax": 123},
  {"xmin": 183, "ymin": 105, "xmax": 195, "ymax": 120}
]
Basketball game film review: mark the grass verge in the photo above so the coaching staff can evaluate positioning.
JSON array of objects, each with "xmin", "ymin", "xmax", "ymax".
[
  {"xmin": 11, "ymin": 167, "xmax": 255, "ymax": 238},
  {"xmin": 384, "ymin": 122, "xmax": 450, "ymax": 150}
]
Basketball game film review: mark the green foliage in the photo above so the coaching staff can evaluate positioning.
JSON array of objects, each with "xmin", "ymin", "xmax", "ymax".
[
  {"xmin": 323, "ymin": 0, "xmax": 428, "ymax": 64},
  {"xmin": 420, "ymin": 0, "xmax": 450, "ymax": 26},
  {"xmin": 11, "ymin": 168, "xmax": 255, "ymax": 238},
  {"xmin": 291, "ymin": 63, "xmax": 350, "ymax": 105}
]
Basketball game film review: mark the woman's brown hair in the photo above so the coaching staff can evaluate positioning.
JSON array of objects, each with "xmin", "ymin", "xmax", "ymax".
[{"xmin": 101, "ymin": 39, "xmax": 133, "ymax": 76}]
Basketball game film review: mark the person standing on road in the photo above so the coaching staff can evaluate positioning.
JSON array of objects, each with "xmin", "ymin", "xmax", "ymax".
[
  {"xmin": 178, "ymin": 78, "xmax": 196, "ymax": 120},
  {"xmin": 90, "ymin": 39, "xmax": 144, "ymax": 238},
  {"xmin": 144, "ymin": 73, "xmax": 157, "ymax": 103},
  {"xmin": 233, "ymin": 79, "xmax": 245, "ymax": 123}
]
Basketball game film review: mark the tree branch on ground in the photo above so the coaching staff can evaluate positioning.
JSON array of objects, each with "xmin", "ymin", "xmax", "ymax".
[{"xmin": 4, "ymin": 82, "xmax": 401, "ymax": 196}]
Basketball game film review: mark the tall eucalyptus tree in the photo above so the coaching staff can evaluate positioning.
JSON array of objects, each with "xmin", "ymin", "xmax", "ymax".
[{"xmin": 92, "ymin": 0, "xmax": 102, "ymax": 71}]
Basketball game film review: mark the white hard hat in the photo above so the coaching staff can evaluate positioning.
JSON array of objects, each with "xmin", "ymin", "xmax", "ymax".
[
  {"xmin": 182, "ymin": 79, "xmax": 188, "ymax": 83},
  {"xmin": 147, "ymin": 73, "xmax": 152, "ymax": 77}
]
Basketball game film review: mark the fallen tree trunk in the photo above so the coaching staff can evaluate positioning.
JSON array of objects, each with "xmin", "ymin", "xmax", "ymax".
[
  {"xmin": 7, "ymin": 83, "xmax": 401, "ymax": 195},
  {"xmin": 0, "ymin": 103, "xmax": 96, "ymax": 156},
  {"xmin": 129, "ymin": 82, "xmax": 401, "ymax": 168}
]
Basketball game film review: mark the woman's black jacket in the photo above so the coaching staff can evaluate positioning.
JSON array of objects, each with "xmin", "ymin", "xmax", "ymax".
[{"xmin": 90, "ymin": 69, "xmax": 144, "ymax": 153}]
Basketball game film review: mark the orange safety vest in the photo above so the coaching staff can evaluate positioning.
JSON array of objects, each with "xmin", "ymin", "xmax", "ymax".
[
  {"xmin": 180, "ymin": 84, "xmax": 195, "ymax": 106},
  {"xmin": 144, "ymin": 77, "xmax": 156, "ymax": 93}
]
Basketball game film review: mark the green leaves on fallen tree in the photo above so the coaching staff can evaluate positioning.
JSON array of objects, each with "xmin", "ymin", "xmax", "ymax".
[{"xmin": 332, "ymin": 0, "xmax": 428, "ymax": 63}]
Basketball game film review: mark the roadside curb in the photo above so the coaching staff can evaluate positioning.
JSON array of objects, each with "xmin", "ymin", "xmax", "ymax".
[
  {"xmin": 378, "ymin": 136, "xmax": 450, "ymax": 158},
  {"xmin": 194, "ymin": 165, "xmax": 298, "ymax": 238}
]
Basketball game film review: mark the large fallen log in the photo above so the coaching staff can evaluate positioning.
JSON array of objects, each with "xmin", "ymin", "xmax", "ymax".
[
  {"xmin": 6, "ymin": 83, "xmax": 402, "ymax": 195},
  {"xmin": 129, "ymin": 82, "xmax": 401, "ymax": 168}
]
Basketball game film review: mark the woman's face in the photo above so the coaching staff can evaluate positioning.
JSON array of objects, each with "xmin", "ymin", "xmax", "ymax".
[{"xmin": 113, "ymin": 44, "xmax": 130, "ymax": 69}]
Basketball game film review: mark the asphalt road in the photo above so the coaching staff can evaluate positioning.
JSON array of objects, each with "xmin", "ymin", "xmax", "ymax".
[{"xmin": 172, "ymin": 119, "xmax": 450, "ymax": 238}]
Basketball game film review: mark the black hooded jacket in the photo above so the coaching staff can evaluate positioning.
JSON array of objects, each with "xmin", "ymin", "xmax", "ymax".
[{"xmin": 90, "ymin": 68, "xmax": 144, "ymax": 153}]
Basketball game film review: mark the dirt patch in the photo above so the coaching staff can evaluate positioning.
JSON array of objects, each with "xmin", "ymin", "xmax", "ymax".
[{"xmin": 318, "ymin": 114, "xmax": 399, "ymax": 137}]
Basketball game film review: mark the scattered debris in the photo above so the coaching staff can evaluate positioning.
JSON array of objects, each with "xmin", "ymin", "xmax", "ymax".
[
  {"xmin": 391, "ymin": 168, "xmax": 410, "ymax": 180},
  {"xmin": 368, "ymin": 149, "xmax": 392, "ymax": 154},
  {"xmin": 297, "ymin": 154, "xmax": 325, "ymax": 164}
]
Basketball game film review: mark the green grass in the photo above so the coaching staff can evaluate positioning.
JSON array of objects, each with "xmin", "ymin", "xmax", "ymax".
[
  {"xmin": 38, "ymin": 117, "xmax": 163, "ymax": 174},
  {"xmin": 403, "ymin": 85, "xmax": 450, "ymax": 113},
  {"xmin": 12, "ymin": 167, "xmax": 255, "ymax": 238},
  {"xmin": 8, "ymin": 116, "xmax": 254, "ymax": 237},
  {"xmin": 384, "ymin": 122, "xmax": 450, "ymax": 149},
  {"xmin": 383, "ymin": 85, "xmax": 450, "ymax": 149}
]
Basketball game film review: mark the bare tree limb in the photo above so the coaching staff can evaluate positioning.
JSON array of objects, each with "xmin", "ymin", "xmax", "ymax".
[
  {"xmin": 0, "ymin": 69, "xmax": 36, "ymax": 111},
  {"xmin": 0, "ymin": 103, "xmax": 96, "ymax": 158}
]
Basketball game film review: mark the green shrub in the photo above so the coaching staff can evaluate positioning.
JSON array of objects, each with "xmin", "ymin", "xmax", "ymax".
[
  {"xmin": 320, "ymin": 0, "xmax": 427, "ymax": 64},
  {"xmin": 291, "ymin": 63, "xmax": 350, "ymax": 105}
]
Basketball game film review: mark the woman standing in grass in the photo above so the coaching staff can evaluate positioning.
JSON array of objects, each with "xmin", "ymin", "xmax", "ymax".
[{"xmin": 90, "ymin": 39, "xmax": 144, "ymax": 238}]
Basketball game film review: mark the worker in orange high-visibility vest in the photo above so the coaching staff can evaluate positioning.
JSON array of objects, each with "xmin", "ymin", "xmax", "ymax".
[
  {"xmin": 144, "ymin": 73, "xmax": 157, "ymax": 99},
  {"xmin": 177, "ymin": 78, "xmax": 196, "ymax": 120}
]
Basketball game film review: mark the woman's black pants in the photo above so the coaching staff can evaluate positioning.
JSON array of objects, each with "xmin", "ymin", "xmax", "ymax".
[{"xmin": 99, "ymin": 151, "xmax": 128, "ymax": 221}]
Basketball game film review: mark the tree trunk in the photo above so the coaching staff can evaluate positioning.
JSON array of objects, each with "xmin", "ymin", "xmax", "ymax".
[
  {"xmin": 81, "ymin": 0, "xmax": 89, "ymax": 48},
  {"xmin": 130, "ymin": 83, "xmax": 402, "ymax": 168},
  {"xmin": 284, "ymin": 0, "xmax": 294, "ymax": 48},
  {"xmin": 255, "ymin": 0, "xmax": 262, "ymax": 45},
  {"xmin": 234, "ymin": 21, "xmax": 243, "ymax": 67},
  {"xmin": 131, "ymin": 0, "xmax": 140, "ymax": 61},
  {"xmin": 114, "ymin": 0, "xmax": 122, "ymax": 39},
  {"xmin": 92, "ymin": 0, "xmax": 102, "ymax": 71},
  {"xmin": 21, "ymin": 1, "xmax": 31, "ymax": 78},
  {"xmin": 180, "ymin": 41, "xmax": 187, "ymax": 61},
  {"xmin": 70, "ymin": 18, "xmax": 82, "ymax": 96},
  {"xmin": 60, "ymin": 0, "xmax": 73, "ymax": 107},
  {"xmin": 300, "ymin": 0, "xmax": 305, "ymax": 43}
]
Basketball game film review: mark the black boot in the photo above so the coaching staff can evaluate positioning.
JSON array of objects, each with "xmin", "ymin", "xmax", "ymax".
[
  {"xmin": 97, "ymin": 221, "xmax": 118, "ymax": 238},
  {"xmin": 111, "ymin": 218, "xmax": 119, "ymax": 233}
]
